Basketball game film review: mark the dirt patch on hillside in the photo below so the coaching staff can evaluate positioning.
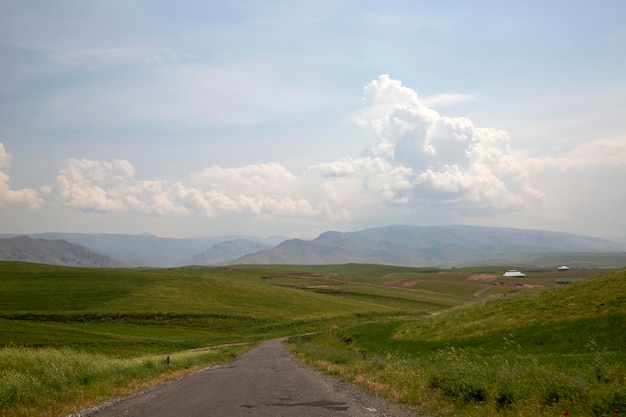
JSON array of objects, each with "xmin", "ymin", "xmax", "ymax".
[
  {"xmin": 475, "ymin": 281, "xmax": 544, "ymax": 299},
  {"xmin": 483, "ymin": 292, "xmax": 514, "ymax": 299},
  {"xmin": 260, "ymin": 272, "xmax": 328, "ymax": 279},
  {"xmin": 519, "ymin": 283, "xmax": 542, "ymax": 289},
  {"xmin": 384, "ymin": 279, "xmax": 421, "ymax": 288},
  {"xmin": 467, "ymin": 274, "xmax": 499, "ymax": 282}
]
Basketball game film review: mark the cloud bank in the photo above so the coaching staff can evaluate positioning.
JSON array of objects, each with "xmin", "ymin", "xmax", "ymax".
[
  {"xmin": 49, "ymin": 158, "xmax": 340, "ymax": 221},
  {"xmin": 13, "ymin": 75, "xmax": 617, "ymax": 229}
]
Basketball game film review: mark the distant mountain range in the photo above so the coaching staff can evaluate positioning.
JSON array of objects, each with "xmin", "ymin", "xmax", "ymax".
[
  {"xmin": 1, "ymin": 225, "xmax": 625, "ymax": 268},
  {"xmin": 0, "ymin": 236, "xmax": 125, "ymax": 267},
  {"xmin": 230, "ymin": 225, "xmax": 626, "ymax": 268},
  {"xmin": 178, "ymin": 239, "xmax": 272, "ymax": 266},
  {"xmin": 0, "ymin": 232, "xmax": 283, "ymax": 267}
]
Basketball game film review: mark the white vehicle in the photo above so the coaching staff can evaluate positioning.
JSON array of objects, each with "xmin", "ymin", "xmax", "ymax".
[
  {"xmin": 558, "ymin": 265, "xmax": 570, "ymax": 271},
  {"xmin": 503, "ymin": 269, "xmax": 526, "ymax": 277}
]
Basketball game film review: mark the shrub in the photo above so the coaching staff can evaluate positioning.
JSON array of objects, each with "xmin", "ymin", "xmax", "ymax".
[
  {"xmin": 540, "ymin": 373, "xmax": 588, "ymax": 406},
  {"xmin": 428, "ymin": 373, "xmax": 488, "ymax": 404},
  {"xmin": 495, "ymin": 390, "xmax": 515, "ymax": 409}
]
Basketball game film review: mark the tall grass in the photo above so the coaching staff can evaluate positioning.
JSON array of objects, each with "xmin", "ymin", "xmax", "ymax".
[
  {"xmin": 289, "ymin": 331, "xmax": 625, "ymax": 416},
  {"xmin": 0, "ymin": 344, "xmax": 249, "ymax": 417}
]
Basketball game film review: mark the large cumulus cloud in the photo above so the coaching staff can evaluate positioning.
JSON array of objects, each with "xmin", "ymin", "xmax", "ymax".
[{"xmin": 310, "ymin": 75, "xmax": 543, "ymax": 215}]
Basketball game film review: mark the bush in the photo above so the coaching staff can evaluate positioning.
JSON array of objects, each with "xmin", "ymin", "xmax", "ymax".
[
  {"xmin": 540, "ymin": 373, "xmax": 588, "ymax": 406},
  {"xmin": 428, "ymin": 373, "xmax": 488, "ymax": 404},
  {"xmin": 495, "ymin": 390, "xmax": 515, "ymax": 409}
]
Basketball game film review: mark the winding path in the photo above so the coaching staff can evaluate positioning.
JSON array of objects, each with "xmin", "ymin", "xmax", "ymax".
[{"xmin": 77, "ymin": 338, "xmax": 414, "ymax": 417}]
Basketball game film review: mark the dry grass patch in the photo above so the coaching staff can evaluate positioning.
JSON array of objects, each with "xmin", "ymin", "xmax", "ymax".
[
  {"xmin": 467, "ymin": 274, "xmax": 499, "ymax": 282},
  {"xmin": 383, "ymin": 279, "xmax": 421, "ymax": 288}
]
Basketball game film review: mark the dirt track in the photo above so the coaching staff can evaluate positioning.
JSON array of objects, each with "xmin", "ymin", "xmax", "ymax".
[{"xmin": 72, "ymin": 338, "xmax": 415, "ymax": 417}]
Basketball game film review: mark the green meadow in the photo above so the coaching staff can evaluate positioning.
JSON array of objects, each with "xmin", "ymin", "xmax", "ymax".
[
  {"xmin": 0, "ymin": 261, "xmax": 623, "ymax": 416},
  {"xmin": 288, "ymin": 268, "xmax": 626, "ymax": 417}
]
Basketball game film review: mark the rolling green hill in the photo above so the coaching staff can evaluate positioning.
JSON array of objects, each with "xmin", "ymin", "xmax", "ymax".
[
  {"xmin": 0, "ymin": 261, "xmax": 472, "ymax": 356},
  {"xmin": 289, "ymin": 269, "xmax": 626, "ymax": 417}
]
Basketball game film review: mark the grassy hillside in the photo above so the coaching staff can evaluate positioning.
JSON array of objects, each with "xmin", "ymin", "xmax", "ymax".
[
  {"xmin": 0, "ymin": 261, "xmax": 618, "ymax": 416},
  {"xmin": 288, "ymin": 269, "xmax": 626, "ymax": 416},
  {"xmin": 0, "ymin": 262, "xmax": 434, "ymax": 356}
]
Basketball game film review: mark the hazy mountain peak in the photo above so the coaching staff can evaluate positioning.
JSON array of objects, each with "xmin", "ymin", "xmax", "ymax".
[
  {"xmin": 0, "ymin": 236, "xmax": 126, "ymax": 267},
  {"xmin": 232, "ymin": 225, "xmax": 626, "ymax": 268}
]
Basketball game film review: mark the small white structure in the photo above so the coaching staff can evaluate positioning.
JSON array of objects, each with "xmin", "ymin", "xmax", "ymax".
[
  {"xmin": 503, "ymin": 269, "xmax": 526, "ymax": 277},
  {"xmin": 558, "ymin": 265, "xmax": 570, "ymax": 271}
]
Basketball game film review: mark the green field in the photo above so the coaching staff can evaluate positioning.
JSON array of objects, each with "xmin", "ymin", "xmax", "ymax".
[
  {"xmin": 288, "ymin": 268, "xmax": 626, "ymax": 417},
  {"xmin": 0, "ymin": 261, "xmax": 622, "ymax": 416}
]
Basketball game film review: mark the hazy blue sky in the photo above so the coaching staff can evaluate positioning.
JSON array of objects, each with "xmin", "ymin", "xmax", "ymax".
[{"xmin": 1, "ymin": 1, "xmax": 625, "ymax": 239}]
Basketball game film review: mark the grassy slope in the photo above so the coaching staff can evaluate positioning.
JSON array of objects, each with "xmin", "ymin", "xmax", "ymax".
[
  {"xmin": 0, "ymin": 262, "xmax": 609, "ymax": 355},
  {"xmin": 289, "ymin": 269, "xmax": 626, "ymax": 416},
  {"xmin": 0, "ymin": 262, "xmax": 482, "ymax": 357},
  {"xmin": 0, "ymin": 263, "xmax": 413, "ymax": 355},
  {"xmin": 395, "ymin": 268, "xmax": 625, "ymax": 351}
]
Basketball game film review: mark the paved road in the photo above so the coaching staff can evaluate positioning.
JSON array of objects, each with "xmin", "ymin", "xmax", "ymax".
[{"xmin": 78, "ymin": 338, "xmax": 414, "ymax": 417}]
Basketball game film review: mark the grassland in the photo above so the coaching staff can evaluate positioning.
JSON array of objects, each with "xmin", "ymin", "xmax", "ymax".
[
  {"xmin": 288, "ymin": 268, "xmax": 626, "ymax": 416},
  {"xmin": 0, "ymin": 261, "xmax": 622, "ymax": 416}
]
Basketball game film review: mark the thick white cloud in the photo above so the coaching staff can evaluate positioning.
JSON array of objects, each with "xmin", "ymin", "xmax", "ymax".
[
  {"xmin": 51, "ymin": 158, "xmax": 343, "ymax": 221},
  {"xmin": 307, "ymin": 156, "xmax": 414, "ymax": 205},
  {"xmin": 325, "ymin": 74, "xmax": 544, "ymax": 215},
  {"xmin": 0, "ymin": 143, "xmax": 41, "ymax": 209}
]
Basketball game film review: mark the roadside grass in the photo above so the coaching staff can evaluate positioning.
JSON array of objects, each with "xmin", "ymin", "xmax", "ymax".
[
  {"xmin": 0, "ymin": 343, "xmax": 250, "ymax": 417},
  {"xmin": 287, "ymin": 269, "xmax": 626, "ymax": 416}
]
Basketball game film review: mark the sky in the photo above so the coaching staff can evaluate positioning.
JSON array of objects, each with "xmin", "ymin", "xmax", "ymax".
[{"xmin": 1, "ymin": 1, "xmax": 625, "ymax": 239}]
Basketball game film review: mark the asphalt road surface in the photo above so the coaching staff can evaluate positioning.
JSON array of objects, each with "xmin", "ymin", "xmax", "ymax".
[{"xmin": 75, "ymin": 338, "xmax": 414, "ymax": 417}]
